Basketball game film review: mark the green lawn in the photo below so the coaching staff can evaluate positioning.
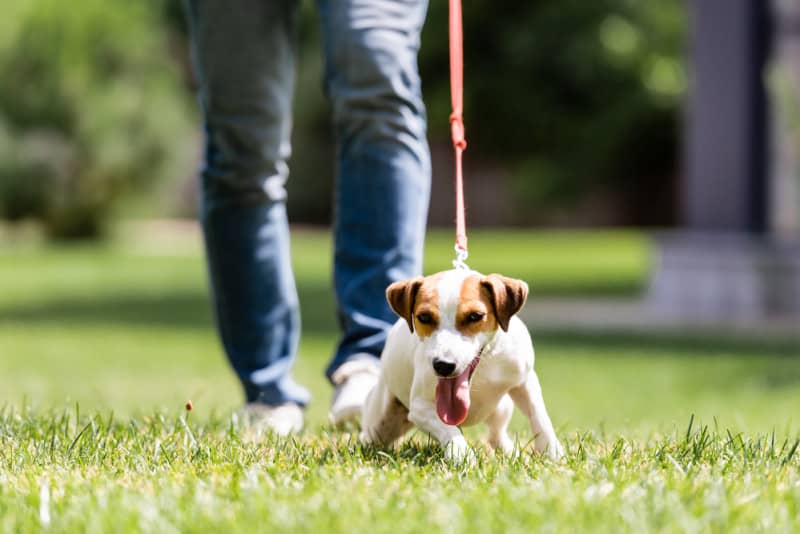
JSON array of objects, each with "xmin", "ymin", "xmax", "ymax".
[{"xmin": 1, "ymin": 226, "xmax": 799, "ymax": 532}]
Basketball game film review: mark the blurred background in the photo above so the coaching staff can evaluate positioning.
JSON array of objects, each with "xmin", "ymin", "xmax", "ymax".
[
  {"xmin": 0, "ymin": 0, "xmax": 688, "ymax": 234},
  {"xmin": 0, "ymin": 0, "xmax": 798, "ymax": 436}
]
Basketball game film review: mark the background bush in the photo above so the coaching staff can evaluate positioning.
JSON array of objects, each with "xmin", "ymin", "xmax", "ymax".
[
  {"xmin": 0, "ymin": 0, "xmax": 685, "ymax": 236},
  {"xmin": 421, "ymin": 0, "xmax": 685, "ymax": 224},
  {"xmin": 0, "ymin": 0, "xmax": 195, "ymax": 238}
]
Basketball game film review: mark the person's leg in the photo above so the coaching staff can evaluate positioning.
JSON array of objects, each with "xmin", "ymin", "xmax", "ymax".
[
  {"xmin": 185, "ymin": 0, "xmax": 310, "ymax": 409},
  {"xmin": 318, "ymin": 0, "xmax": 432, "ymax": 384}
]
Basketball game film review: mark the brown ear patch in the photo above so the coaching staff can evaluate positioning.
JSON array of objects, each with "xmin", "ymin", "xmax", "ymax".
[
  {"xmin": 386, "ymin": 277, "xmax": 424, "ymax": 332},
  {"xmin": 457, "ymin": 274, "xmax": 497, "ymax": 335},
  {"xmin": 480, "ymin": 274, "xmax": 528, "ymax": 331}
]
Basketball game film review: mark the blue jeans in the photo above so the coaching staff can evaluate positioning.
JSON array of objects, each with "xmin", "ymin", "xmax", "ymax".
[{"xmin": 185, "ymin": 0, "xmax": 431, "ymax": 407}]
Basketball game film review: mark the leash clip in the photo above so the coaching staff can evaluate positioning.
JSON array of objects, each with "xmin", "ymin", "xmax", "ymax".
[{"xmin": 452, "ymin": 244, "xmax": 469, "ymax": 270}]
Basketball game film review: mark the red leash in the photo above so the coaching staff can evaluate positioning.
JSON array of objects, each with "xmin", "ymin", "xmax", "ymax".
[{"xmin": 449, "ymin": 0, "xmax": 469, "ymax": 269}]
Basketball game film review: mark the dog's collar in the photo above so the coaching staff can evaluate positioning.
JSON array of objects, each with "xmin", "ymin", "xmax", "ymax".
[{"xmin": 467, "ymin": 346, "xmax": 485, "ymax": 379}]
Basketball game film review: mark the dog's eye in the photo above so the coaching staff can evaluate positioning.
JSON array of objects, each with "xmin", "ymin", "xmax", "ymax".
[
  {"xmin": 416, "ymin": 313, "xmax": 433, "ymax": 325},
  {"xmin": 466, "ymin": 312, "xmax": 485, "ymax": 323}
]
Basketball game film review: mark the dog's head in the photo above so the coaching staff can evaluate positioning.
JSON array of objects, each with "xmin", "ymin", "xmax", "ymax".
[{"xmin": 386, "ymin": 269, "xmax": 528, "ymax": 425}]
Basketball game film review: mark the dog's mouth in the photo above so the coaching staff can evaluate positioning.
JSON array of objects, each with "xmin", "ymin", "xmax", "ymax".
[{"xmin": 435, "ymin": 349, "xmax": 483, "ymax": 426}]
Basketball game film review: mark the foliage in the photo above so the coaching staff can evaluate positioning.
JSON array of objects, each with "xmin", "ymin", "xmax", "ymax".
[
  {"xmin": 0, "ymin": 0, "xmax": 195, "ymax": 238},
  {"xmin": 419, "ymin": 0, "xmax": 685, "ymax": 219},
  {"xmin": 0, "ymin": 0, "xmax": 687, "ymax": 232}
]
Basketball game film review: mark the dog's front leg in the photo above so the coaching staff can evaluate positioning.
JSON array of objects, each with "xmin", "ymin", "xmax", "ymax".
[
  {"xmin": 509, "ymin": 372, "xmax": 564, "ymax": 459},
  {"xmin": 407, "ymin": 370, "xmax": 473, "ymax": 463},
  {"xmin": 408, "ymin": 398, "xmax": 473, "ymax": 463}
]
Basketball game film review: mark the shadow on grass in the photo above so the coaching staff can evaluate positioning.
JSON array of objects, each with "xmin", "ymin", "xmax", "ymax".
[{"xmin": 0, "ymin": 282, "xmax": 339, "ymax": 335}]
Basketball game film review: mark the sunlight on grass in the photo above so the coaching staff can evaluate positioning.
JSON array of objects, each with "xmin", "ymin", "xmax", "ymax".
[{"xmin": 1, "ymin": 409, "xmax": 798, "ymax": 532}]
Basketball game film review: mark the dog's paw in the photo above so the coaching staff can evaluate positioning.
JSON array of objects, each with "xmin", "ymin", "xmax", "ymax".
[
  {"xmin": 534, "ymin": 433, "xmax": 565, "ymax": 460},
  {"xmin": 546, "ymin": 439, "xmax": 565, "ymax": 460},
  {"xmin": 492, "ymin": 434, "xmax": 516, "ymax": 457},
  {"xmin": 444, "ymin": 436, "xmax": 476, "ymax": 465}
]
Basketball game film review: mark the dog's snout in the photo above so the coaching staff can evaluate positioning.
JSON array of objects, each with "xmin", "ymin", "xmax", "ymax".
[{"xmin": 432, "ymin": 358, "xmax": 457, "ymax": 377}]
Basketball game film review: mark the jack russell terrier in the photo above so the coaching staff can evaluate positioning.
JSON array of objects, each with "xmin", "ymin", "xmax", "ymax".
[{"xmin": 360, "ymin": 269, "xmax": 564, "ymax": 461}]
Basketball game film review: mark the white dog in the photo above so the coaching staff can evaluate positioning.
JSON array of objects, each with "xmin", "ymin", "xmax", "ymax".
[{"xmin": 360, "ymin": 269, "xmax": 563, "ymax": 461}]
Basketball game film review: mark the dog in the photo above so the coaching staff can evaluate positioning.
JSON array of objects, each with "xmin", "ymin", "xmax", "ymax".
[{"xmin": 360, "ymin": 269, "xmax": 563, "ymax": 461}]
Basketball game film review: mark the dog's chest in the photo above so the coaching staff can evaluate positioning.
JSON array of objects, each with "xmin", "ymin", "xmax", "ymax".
[{"xmin": 460, "ymin": 356, "xmax": 526, "ymax": 427}]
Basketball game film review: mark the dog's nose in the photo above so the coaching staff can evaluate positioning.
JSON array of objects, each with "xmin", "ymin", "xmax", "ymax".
[{"xmin": 432, "ymin": 358, "xmax": 457, "ymax": 377}]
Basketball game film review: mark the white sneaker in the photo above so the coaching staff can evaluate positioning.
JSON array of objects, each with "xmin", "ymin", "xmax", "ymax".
[
  {"xmin": 241, "ymin": 402, "xmax": 304, "ymax": 437},
  {"xmin": 328, "ymin": 359, "xmax": 380, "ymax": 425}
]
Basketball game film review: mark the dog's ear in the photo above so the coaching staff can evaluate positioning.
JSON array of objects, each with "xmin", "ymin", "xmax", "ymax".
[
  {"xmin": 480, "ymin": 274, "xmax": 528, "ymax": 332},
  {"xmin": 386, "ymin": 277, "xmax": 424, "ymax": 332}
]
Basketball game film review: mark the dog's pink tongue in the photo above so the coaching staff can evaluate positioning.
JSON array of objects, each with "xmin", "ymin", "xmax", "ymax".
[{"xmin": 435, "ymin": 368, "xmax": 471, "ymax": 426}]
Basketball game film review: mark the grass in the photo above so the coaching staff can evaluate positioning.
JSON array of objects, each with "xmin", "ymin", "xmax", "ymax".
[
  {"xmin": 2, "ymin": 410, "xmax": 799, "ymax": 532},
  {"xmin": 1, "ymin": 225, "xmax": 799, "ymax": 532}
]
